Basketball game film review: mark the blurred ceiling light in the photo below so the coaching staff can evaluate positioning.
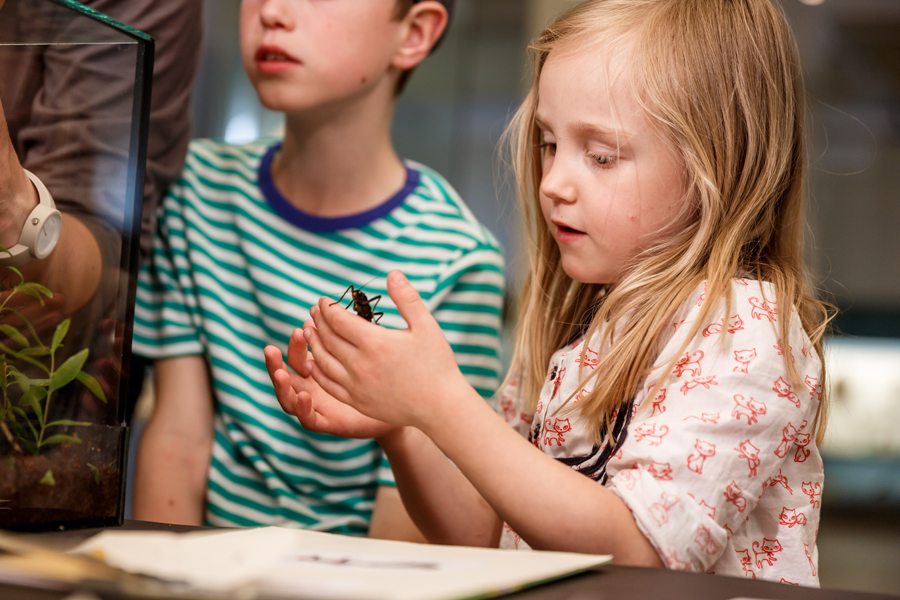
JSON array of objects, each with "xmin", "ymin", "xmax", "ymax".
[
  {"xmin": 797, "ymin": 0, "xmax": 826, "ymax": 5},
  {"xmin": 224, "ymin": 113, "xmax": 260, "ymax": 145}
]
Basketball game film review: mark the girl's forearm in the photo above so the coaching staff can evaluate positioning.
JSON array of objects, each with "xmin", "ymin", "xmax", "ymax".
[
  {"xmin": 378, "ymin": 425, "xmax": 502, "ymax": 547},
  {"xmin": 416, "ymin": 389, "xmax": 662, "ymax": 566}
]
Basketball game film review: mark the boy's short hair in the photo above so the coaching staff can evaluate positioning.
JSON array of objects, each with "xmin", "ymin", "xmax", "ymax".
[{"xmin": 393, "ymin": 0, "xmax": 454, "ymax": 95}]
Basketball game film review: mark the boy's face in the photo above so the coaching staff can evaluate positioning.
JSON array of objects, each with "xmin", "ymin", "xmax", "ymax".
[{"xmin": 240, "ymin": 0, "xmax": 405, "ymax": 113}]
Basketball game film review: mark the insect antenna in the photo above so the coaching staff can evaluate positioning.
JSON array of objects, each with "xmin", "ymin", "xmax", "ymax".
[{"xmin": 359, "ymin": 274, "xmax": 379, "ymax": 289}]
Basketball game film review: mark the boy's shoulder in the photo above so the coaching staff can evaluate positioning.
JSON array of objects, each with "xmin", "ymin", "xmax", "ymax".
[
  {"xmin": 183, "ymin": 138, "xmax": 273, "ymax": 173},
  {"xmin": 401, "ymin": 160, "xmax": 502, "ymax": 254},
  {"xmin": 165, "ymin": 138, "xmax": 276, "ymax": 199}
]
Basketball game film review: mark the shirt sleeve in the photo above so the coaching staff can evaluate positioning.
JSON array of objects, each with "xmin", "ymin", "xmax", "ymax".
[
  {"xmin": 6, "ymin": 0, "xmax": 203, "ymax": 265},
  {"xmin": 376, "ymin": 454, "xmax": 395, "ymax": 486},
  {"xmin": 131, "ymin": 176, "xmax": 205, "ymax": 360},
  {"xmin": 429, "ymin": 242, "xmax": 505, "ymax": 400},
  {"xmin": 494, "ymin": 363, "xmax": 534, "ymax": 439},
  {"xmin": 607, "ymin": 280, "xmax": 823, "ymax": 573}
]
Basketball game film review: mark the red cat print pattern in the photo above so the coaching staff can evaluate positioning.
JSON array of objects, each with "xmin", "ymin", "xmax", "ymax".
[
  {"xmin": 503, "ymin": 279, "xmax": 824, "ymax": 583},
  {"xmin": 733, "ymin": 349, "xmax": 758, "ymax": 373},
  {"xmin": 674, "ymin": 351, "xmax": 704, "ymax": 378},
  {"xmin": 687, "ymin": 439, "xmax": 716, "ymax": 474}
]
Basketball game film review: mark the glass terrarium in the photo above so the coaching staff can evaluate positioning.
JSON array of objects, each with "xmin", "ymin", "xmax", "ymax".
[{"xmin": 0, "ymin": 0, "xmax": 152, "ymax": 530}]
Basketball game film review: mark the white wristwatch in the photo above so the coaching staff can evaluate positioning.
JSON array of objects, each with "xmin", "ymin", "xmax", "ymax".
[{"xmin": 0, "ymin": 170, "xmax": 63, "ymax": 267}]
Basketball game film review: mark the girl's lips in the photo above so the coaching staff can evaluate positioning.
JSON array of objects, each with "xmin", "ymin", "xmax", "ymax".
[{"xmin": 554, "ymin": 222, "xmax": 586, "ymax": 243}]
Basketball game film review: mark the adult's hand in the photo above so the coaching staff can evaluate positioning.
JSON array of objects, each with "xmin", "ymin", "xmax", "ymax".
[{"xmin": 0, "ymin": 95, "xmax": 39, "ymax": 252}]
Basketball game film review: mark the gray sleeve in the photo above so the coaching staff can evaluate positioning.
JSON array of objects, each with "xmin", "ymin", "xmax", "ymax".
[{"xmin": 10, "ymin": 0, "xmax": 203, "ymax": 266}]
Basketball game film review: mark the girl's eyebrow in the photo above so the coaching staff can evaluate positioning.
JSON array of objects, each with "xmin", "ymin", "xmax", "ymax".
[{"xmin": 572, "ymin": 120, "xmax": 628, "ymax": 144}]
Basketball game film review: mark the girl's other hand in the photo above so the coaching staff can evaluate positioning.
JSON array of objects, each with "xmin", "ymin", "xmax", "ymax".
[
  {"xmin": 264, "ymin": 329, "xmax": 397, "ymax": 440},
  {"xmin": 304, "ymin": 270, "xmax": 470, "ymax": 432}
]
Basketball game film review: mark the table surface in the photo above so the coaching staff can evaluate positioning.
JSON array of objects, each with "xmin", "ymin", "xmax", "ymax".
[{"xmin": 1, "ymin": 521, "xmax": 897, "ymax": 600}]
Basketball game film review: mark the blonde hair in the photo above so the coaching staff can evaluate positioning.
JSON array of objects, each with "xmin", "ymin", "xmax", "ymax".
[{"xmin": 506, "ymin": 0, "xmax": 833, "ymax": 444}]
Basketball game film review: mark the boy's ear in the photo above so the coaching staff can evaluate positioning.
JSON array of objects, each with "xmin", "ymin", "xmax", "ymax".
[{"xmin": 392, "ymin": 1, "xmax": 449, "ymax": 72}]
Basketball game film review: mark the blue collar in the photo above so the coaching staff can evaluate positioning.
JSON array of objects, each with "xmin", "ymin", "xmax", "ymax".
[{"xmin": 258, "ymin": 142, "xmax": 420, "ymax": 233}]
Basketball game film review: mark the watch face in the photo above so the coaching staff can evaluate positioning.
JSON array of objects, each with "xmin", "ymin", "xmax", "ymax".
[{"xmin": 36, "ymin": 212, "xmax": 63, "ymax": 258}]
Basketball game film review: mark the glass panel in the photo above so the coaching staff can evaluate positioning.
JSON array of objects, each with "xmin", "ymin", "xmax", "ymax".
[{"xmin": 0, "ymin": 0, "xmax": 151, "ymax": 530}]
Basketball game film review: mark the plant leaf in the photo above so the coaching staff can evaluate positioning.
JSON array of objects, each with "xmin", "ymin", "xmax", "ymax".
[
  {"xmin": 50, "ymin": 348, "xmax": 89, "ymax": 392},
  {"xmin": 0, "ymin": 325, "xmax": 29, "ymax": 348},
  {"xmin": 75, "ymin": 371, "xmax": 107, "ymax": 404},
  {"xmin": 2, "ymin": 266, "xmax": 24, "ymax": 286},
  {"xmin": 18, "ymin": 387, "xmax": 43, "ymax": 423},
  {"xmin": 0, "ymin": 341, "xmax": 49, "ymax": 372},
  {"xmin": 8, "ymin": 422, "xmax": 27, "ymax": 439},
  {"xmin": 39, "ymin": 470, "xmax": 56, "ymax": 486},
  {"xmin": 51, "ymin": 319, "xmax": 71, "ymax": 352},
  {"xmin": 18, "ymin": 346, "xmax": 51, "ymax": 357},
  {"xmin": 87, "ymin": 463, "xmax": 100, "ymax": 484},
  {"xmin": 7, "ymin": 307, "xmax": 43, "ymax": 346},
  {"xmin": 15, "ymin": 285, "xmax": 46, "ymax": 306},
  {"xmin": 41, "ymin": 434, "xmax": 82, "ymax": 447},
  {"xmin": 17, "ymin": 377, "xmax": 50, "ymax": 389},
  {"xmin": 10, "ymin": 369, "xmax": 32, "ymax": 394},
  {"xmin": 29, "ymin": 283, "xmax": 53, "ymax": 298},
  {"xmin": 45, "ymin": 420, "xmax": 91, "ymax": 428}
]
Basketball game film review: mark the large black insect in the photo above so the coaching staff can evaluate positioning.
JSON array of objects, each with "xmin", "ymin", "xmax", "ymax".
[{"xmin": 331, "ymin": 284, "xmax": 383, "ymax": 324}]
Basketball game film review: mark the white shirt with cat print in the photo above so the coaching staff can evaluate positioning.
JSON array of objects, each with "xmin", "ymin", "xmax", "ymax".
[{"xmin": 497, "ymin": 279, "xmax": 824, "ymax": 587}]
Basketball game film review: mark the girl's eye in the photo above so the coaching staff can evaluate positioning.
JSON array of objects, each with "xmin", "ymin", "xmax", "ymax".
[
  {"xmin": 587, "ymin": 151, "xmax": 616, "ymax": 168},
  {"xmin": 540, "ymin": 142, "xmax": 557, "ymax": 155}
]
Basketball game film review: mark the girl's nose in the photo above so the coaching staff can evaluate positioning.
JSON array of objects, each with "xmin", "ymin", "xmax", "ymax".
[
  {"xmin": 260, "ymin": 0, "xmax": 295, "ymax": 29},
  {"xmin": 540, "ymin": 156, "xmax": 577, "ymax": 205}
]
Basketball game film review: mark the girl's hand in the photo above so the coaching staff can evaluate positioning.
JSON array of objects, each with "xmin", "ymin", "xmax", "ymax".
[
  {"xmin": 304, "ymin": 270, "xmax": 471, "ymax": 432},
  {"xmin": 264, "ymin": 329, "xmax": 397, "ymax": 440}
]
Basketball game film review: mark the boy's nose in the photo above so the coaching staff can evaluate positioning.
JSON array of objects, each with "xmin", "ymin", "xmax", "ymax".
[{"xmin": 540, "ymin": 157, "xmax": 577, "ymax": 205}]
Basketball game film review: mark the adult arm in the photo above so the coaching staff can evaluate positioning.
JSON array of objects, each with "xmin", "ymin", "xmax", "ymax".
[
  {"xmin": 0, "ymin": 0, "xmax": 202, "ymax": 311},
  {"xmin": 133, "ymin": 355, "xmax": 214, "ymax": 525}
]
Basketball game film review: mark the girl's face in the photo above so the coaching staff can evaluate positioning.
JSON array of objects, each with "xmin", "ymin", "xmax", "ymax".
[{"xmin": 537, "ymin": 47, "xmax": 688, "ymax": 285}]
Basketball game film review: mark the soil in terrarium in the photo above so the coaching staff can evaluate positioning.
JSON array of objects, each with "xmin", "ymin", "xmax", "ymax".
[{"xmin": 0, "ymin": 423, "xmax": 123, "ymax": 528}]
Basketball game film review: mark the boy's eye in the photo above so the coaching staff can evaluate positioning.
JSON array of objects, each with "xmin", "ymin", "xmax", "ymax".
[{"xmin": 587, "ymin": 151, "xmax": 616, "ymax": 168}]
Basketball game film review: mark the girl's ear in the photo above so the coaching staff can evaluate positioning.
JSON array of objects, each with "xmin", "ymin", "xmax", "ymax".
[{"xmin": 392, "ymin": 1, "xmax": 449, "ymax": 72}]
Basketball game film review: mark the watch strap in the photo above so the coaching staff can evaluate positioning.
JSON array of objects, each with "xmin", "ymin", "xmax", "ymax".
[{"xmin": 0, "ymin": 170, "xmax": 60, "ymax": 267}]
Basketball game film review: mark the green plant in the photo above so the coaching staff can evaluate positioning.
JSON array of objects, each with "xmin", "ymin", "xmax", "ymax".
[{"xmin": 0, "ymin": 252, "xmax": 106, "ymax": 458}]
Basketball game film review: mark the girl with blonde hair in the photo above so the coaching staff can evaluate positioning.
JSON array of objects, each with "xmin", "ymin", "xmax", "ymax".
[{"xmin": 265, "ymin": 0, "xmax": 830, "ymax": 584}]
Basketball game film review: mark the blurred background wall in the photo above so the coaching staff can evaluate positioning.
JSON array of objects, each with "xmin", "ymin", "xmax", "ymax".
[{"xmin": 131, "ymin": 0, "xmax": 900, "ymax": 593}]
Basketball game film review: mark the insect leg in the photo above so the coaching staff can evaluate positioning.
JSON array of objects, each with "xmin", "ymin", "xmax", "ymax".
[
  {"xmin": 373, "ymin": 311, "xmax": 385, "ymax": 324},
  {"xmin": 330, "ymin": 285, "xmax": 356, "ymax": 308},
  {"xmin": 367, "ymin": 295, "xmax": 382, "ymax": 309}
]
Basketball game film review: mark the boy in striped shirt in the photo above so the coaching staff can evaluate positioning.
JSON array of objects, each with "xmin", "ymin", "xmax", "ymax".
[{"xmin": 131, "ymin": 0, "xmax": 504, "ymax": 540}]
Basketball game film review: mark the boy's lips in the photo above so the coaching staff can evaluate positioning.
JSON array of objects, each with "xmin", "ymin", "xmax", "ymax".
[{"xmin": 254, "ymin": 44, "xmax": 301, "ymax": 74}]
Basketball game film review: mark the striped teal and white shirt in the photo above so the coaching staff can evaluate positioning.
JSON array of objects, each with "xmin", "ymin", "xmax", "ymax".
[{"xmin": 133, "ymin": 140, "xmax": 505, "ymax": 534}]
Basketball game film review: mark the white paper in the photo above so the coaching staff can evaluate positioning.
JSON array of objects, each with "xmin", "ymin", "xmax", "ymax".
[{"xmin": 71, "ymin": 527, "xmax": 610, "ymax": 600}]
